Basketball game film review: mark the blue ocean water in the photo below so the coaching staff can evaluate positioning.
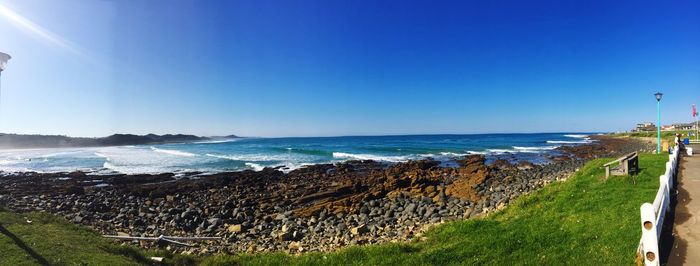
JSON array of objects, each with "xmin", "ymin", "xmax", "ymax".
[{"xmin": 0, "ymin": 133, "xmax": 594, "ymax": 174}]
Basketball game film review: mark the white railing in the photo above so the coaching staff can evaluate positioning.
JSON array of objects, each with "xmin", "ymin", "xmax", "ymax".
[{"xmin": 638, "ymin": 146, "xmax": 680, "ymax": 266}]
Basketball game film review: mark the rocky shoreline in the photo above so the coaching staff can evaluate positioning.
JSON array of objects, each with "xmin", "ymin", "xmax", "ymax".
[{"xmin": 0, "ymin": 136, "xmax": 653, "ymax": 255}]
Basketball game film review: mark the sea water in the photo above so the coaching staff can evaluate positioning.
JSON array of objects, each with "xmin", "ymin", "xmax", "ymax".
[{"xmin": 0, "ymin": 133, "xmax": 594, "ymax": 175}]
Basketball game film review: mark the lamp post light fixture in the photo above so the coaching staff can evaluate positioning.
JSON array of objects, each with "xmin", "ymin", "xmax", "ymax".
[
  {"xmin": 655, "ymin": 92, "xmax": 663, "ymax": 154},
  {"xmin": 0, "ymin": 51, "xmax": 10, "ymax": 94},
  {"xmin": 0, "ymin": 52, "xmax": 10, "ymax": 131},
  {"xmin": 0, "ymin": 52, "xmax": 10, "ymax": 72}
]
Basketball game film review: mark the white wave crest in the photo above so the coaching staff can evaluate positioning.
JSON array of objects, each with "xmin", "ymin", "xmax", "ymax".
[
  {"xmin": 483, "ymin": 146, "xmax": 558, "ymax": 155},
  {"xmin": 332, "ymin": 152, "xmax": 408, "ymax": 162},
  {"xmin": 440, "ymin": 152, "xmax": 471, "ymax": 157},
  {"xmin": 40, "ymin": 150, "xmax": 83, "ymax": 158},
  {"xmin": 513, "ymin": 146, "xmax": 559, "ymax": 152},
  {"xmin": 563, "ymin": 134, "xmax": 589, "ymax": 138},
  {"xmin": 206, "ymin": 153, "xmax": 288, "ymax": 161},
  {"xmin": 278, "ymin": 162, "xmax": 316, "ymax": 173},
  {"xmin": 194, "ymin": 139, "xmax": 240, "ymax": 144},
  {"xmin": 245, "ymin": 162, "xmax": 265, "ymax": 171},
  {"xmin": 546, "ymin": 140, "xmax": 591, "ymax": 144},
  {"xmin": 151, "ymin": 147, "xmax": 196, "ymax": 157},
  {"xmin": 486, "ymin": 149, "xmax": 514, "ymax": 154}
]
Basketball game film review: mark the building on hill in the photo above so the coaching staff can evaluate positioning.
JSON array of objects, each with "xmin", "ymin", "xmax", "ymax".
[
  {"xmin": 661, "ymin": 123, "xmax": 695, "ymax": 131},
  {"xmin": 634, "ymin": 122, "xmax": 656, "ymax": 132},
  {"xmin": 672, "ymin": 123, "xmax": 694, "ymax": 131},
  {"xmin": 661, "ymin": 125, "xmax": 674, "ymax": 131}
]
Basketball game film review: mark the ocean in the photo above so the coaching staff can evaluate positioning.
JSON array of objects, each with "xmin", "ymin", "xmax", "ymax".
[{"xmin": 0, "ymin": 133, "xmax": 594, "ymax": 175}]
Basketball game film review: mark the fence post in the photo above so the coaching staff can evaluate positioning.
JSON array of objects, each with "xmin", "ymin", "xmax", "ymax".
[
  {"xmin": 665, "ymin": 162, "xmax": 673, "ymax": 189},
  {"xmin": 660, "ymin": 175, "xmax": 671, "ymax": 214},
  {"xmin": 641, "ymin": 203, "xmax": 659, "ymax": 266}
]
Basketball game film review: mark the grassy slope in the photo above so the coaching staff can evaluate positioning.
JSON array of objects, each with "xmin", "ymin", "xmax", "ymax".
[
  {"xmin": 202, "ymin": 154, "xmax": 667, "ymax": 265},
  {"xmin": 614, "ymin": 132, "xmax": 678, "ymax": 144},
  {"xmin": 1, "ymin": 154, "xmax": 667, "ymax": 265},
  {"xmin": 0, "ymin": 210, "xmax": 162, "ymax": 266}
]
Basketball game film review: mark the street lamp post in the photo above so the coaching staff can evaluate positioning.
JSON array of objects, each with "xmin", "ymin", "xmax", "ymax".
[
  {"xmin": 655, "ymin": 92, "xmax": 663, "ymax": 154},
  {"xmin": 0, "ymin": 52, "xmax": 10, "ymax": 131},
  {"xmin": 694, "ymin": 104, "xmax": 698, "ymax": 141},
  {"xmin": 0, "ymin": 52, "xmax": 10, "ymax": 103},
  {"xmin": 0, "ymin": 52, "xmax": 10, "ymax": 71}
]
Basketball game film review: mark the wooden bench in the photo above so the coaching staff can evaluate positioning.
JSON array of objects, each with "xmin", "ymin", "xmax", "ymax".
[{"xmin": 604, "ymin": 152, "xmax": 639, "ymax": 178}]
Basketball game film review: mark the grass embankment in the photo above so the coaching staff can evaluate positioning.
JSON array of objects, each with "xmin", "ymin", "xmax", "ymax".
[
  {"xmin": 0, "ymin": 210, "xmax": 170, "ymax": 265},
  {"xmin": 1, "ymin": 154, "xmax": 668, "ymax": 265},
  {"xmin": 613, "ymin": 131, "xmax": 679, "ymax": 144}
]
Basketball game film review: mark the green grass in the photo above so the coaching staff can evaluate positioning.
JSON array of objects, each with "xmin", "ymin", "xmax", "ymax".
[
  {"xmin": 0, "ymin": 210, "xmax": 165, "ymax": 265},
  {"xmin": 1, "ymin": 154, "xmax": 668, "ymax": 265}
]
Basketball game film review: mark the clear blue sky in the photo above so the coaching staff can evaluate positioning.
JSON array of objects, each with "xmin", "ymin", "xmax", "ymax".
[{"xmin": 0, "ymin": 0, "xmax": 698, "ymax": 137}]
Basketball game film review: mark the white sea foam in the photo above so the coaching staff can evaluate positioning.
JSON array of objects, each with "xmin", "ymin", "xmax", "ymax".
[
  {"xmin": 332, "ymin": 152, "xmax": 408, "ymax": 162},
  {"xmin": 245, "ymin": 162, "xmax": 265, "ymax": 171},
  {"xmin": 486, "ymin": 149, "xmax": 514, "ymax": 154},
  {"xmin": 206, "ymin": 153, "xmax": 238, "ymax": 160},
  {"xmin": 279, "ymin": 162, "xmax": 316, "ymax": 172},
  {"xmin": 513, "ymin": 146, "xmax": 559, "ymax": 152},
  {"xmin": 546, "ymin": 140, "xmax": 591, "ymax": 144},
  {"xmin": 40, "ymin": 150, "xmax": 84, "ymax": 158},
  {"xmin": 563, "ymin": 134, "xmax": 589, "ymax": 139},
  {"xmin": 151, "ymin": 147, "xmax": 196, "ymax": 157},
  {"xmin": 102, "ymin": 161, "xmax": 194, "ymax": 175},
  {"xmin": 0, "ymin": 159, "xmax": 19, "ymax": 165},
  {"xmin": 94, "ymin": 146, "xmax": 200, "ymax": 174},
  {"xmin": 482, "ymin": 146, "xmax": 558, "ymax": 154},
  {"xmin": 440, "ymin": 152, "xmax": 471, "ymax": 157},
  {"xmin": 206, "ymin": 153, "xmax": 284, "ymax": 161},
  {"xmin": 194, "ymin": 139, "xmax": 240, "ymax": 144}
]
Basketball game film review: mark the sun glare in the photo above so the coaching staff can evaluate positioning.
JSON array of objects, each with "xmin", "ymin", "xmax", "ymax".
[{"xmin": 0, "ymin": 4, "xmax": 85, "ymax": 58}]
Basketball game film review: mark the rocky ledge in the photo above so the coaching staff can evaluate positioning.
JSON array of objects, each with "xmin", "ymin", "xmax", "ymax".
[{"xmin": 0, "ymin": 136, "xmax": 653, "ymax": 255}]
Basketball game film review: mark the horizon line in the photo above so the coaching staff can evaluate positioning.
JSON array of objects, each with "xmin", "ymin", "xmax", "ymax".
[{"xmin": 0, "ymin": 131, "xmax": 608, "ymax": 139}]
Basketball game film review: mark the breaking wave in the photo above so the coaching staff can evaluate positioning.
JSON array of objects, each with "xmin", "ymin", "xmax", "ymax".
[
  {"xmin": 513, "ymin": 146, "xmax": 559, "ymax": 152},
  {"xmin": 440, "ymin": 152, "xmax": 472, "ymax": 157},
  {"xmin": 546, "ymin": 140, "xmax": 591, "ymax": 144},
  {"xmin": 150, "ymin": 147, "xmax": 196, "ymax": 157},
  {"xmin": 194, "ymin": 139, "xmax": 240, "ymax": 144},
  {"xmin": 245, "ymin": 162, "xmax": 265, "ymax": 171},
  {"xmin": 206, "ymin": 153, "xmax": 290, "ymax": 162},
  {"xmin": 482, "ymin": 146, "xmax": 560, "ymax": 155},
  {"xmin": 563, "ymin": 134, "xmax": 589, "ymax": 138},
  {"xmin": 332, "ymin": 152, "xmax": 409, "ymax": 162}
]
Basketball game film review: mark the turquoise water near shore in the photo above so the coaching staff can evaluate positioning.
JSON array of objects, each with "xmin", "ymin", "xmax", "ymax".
[{"xmin": 0, "ymin": 133, "xmax": 594, "ymax": 174}]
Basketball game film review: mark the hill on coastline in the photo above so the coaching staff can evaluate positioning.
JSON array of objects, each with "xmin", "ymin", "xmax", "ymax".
[{"xmin": 0, "ymin": 133, "xmax": 240, "ymax": 149}]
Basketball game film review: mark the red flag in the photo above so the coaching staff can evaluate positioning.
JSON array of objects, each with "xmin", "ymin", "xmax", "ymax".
[{"xmin": 694, "ymin": 104, "xmax": 698, "ymax": 117}]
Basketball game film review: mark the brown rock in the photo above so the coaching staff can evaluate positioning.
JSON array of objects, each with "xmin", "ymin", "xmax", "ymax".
[
  {"xmin": 228, "ymin": 224, "xmax": 242, "ymax": 233},
  {"xmin": 288, "ymin": 241, "xmax": 303, "ymax": 252},
  {"xmin": 351, "ymin": 224, "xmax": 369, "ymax": 235}
]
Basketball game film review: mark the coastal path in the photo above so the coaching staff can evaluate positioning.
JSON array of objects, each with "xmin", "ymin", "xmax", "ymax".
[{"xmin": 667, "ymin": 144, "xmax": 700, "ymax": 265}]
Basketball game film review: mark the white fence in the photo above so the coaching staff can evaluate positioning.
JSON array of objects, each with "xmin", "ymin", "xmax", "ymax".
[{"xmin": 638, "ymin": 146, "xmax": 680, "ymax": 266}]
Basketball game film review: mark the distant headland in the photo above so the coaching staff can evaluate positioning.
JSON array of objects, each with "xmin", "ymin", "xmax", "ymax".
[{"xmin": 0, "ymin": 133, "xmax": 240, "ymax": 149}]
